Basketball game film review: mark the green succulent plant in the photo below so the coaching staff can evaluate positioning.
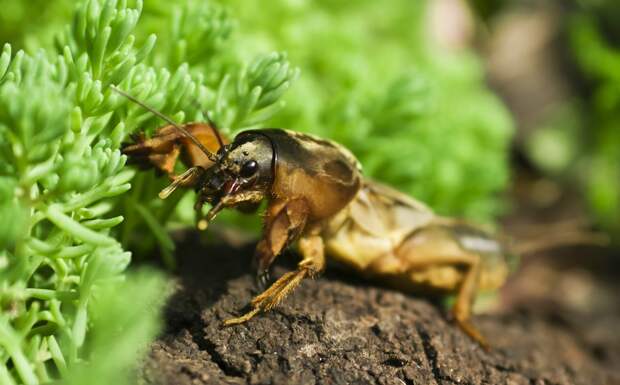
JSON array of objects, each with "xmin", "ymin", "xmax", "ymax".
[{"xmin": 0, "ymin": 0, "xmax": 299, "ymax": 383}]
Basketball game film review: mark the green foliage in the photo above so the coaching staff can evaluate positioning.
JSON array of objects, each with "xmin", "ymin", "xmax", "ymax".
[
  {"xmin": 0, "ymin": 0, "xmax": 297, "ymax": 383},
  {"xmin": 0, "ymin": 1, "xmax": 158, "ymax": 381},
  {"xmin": 0, "ymin": 0, "xmax": 514, "ymax": 383},
  {"xmin": 1, "ymin": 0, "xmax": 514, "ymax": 222},
  {"xmin": 569, "ymin": 14, "xmax": 620, "ymax": 238},
  {"xmin": 0, "ymin": 0, "xmax": 73, "ymax": 52},
  {"xmin": 525, "ymin": 2, "xmax": 620, "ymax": 239},
  {"xmin": 466, "ymin": 0, "xmax": 510, "ymax": 21},
  {"xmin": 59, "ymin": 270, "xmax": 166, "ymax": 385},
  {"xmin": 226, "ymin": 0, "xmax": 513, "ymax": 221}
]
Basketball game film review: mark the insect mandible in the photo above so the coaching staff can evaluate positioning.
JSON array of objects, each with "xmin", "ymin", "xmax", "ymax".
[{"xmin": 114, "ymin": 86, "xmax": 514, "ymax": 349}]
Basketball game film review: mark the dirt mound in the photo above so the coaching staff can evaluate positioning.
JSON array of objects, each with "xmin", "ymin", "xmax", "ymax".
[{"xmin": 139, "ymin": 236, "xmax": 620, "ymax": 385}]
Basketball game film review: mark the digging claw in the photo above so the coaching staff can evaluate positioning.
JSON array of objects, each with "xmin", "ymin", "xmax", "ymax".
[
  {"xmin": 453, "ymin": 314, "xmax": 490, "ymax": 351},
  {"xmin": 223, "ymin": 308, "xmax": 261, "ymax": 326},
  {"xmin": 256, "ymin": 269, "xmax": 270, "ymax": 291}
]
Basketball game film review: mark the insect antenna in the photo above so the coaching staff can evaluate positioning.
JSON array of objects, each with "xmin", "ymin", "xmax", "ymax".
[
  {"xmin": 189, "ymin": 99, "xmax": 227, "ymax": 153},
  {"xmin": 202, "ymin": 107, "xmax": 226, "ymax": 149},
  {"xmin": 515, "ymin": 229, "xmax": 609, "ymax": 255},
  {"xmin": 111, "ymin": 85, "xmax": 219, "ymax": 162}
]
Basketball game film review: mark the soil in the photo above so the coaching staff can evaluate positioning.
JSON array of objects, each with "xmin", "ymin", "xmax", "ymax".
[
  {"xmin": 139, "ymin": 172, "xmax": 620, "ymax": 385},
  {"xmin": 139, "ymin": 241, "xmax": 620, "ymax": 384}
]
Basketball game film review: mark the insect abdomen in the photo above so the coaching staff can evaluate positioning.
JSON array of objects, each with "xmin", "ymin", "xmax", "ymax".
[{"xmin": 323, "ymin": 182, "xmax": 512, "ymax": 294}]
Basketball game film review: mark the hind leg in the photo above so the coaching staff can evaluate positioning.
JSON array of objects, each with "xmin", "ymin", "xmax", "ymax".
[
  {"xmin": 418, "ymin": 255, "xmax": 486, "ymax": 348},
  {"xmin": 412, "ymin": 254, "xmax": 486, "ymax": 348},
  {"xmin": 370, "ymin": 228, "xmax": 488, "ymax": 348},
  {"xmin": 450, "ymin": 256, "xmax": 486, "ymax": 349}
]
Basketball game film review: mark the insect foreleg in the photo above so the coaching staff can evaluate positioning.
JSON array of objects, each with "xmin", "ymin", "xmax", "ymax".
[
  {"xmin": 253, "ymin": 235, "xmax": 325, "ymax": 309},
  {"xmin": 220, "ymin": 191, "xmax": 265, "ymax": 206},
  {"xmin": 154, "ymin": 145, "xmax": 181, "ymax": 177},
  {"xmin": 224, "ymin": 234, "xmax": 325, "ymax": 326},
  {"xmin": 253, "ymin": 199, "xmax": 308, "ymax": 284},
  {"xmin": 195, "ymin": 190, "xmax": 267, "ymax": 230},
  {"xmin": 224, "ymin": 198, "xmax": 313, "ymax": 326}
]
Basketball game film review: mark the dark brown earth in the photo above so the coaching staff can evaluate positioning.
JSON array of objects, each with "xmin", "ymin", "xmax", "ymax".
[{"xmin": 139, "ymin": 230, "xmax": 620, "ymax": 385}]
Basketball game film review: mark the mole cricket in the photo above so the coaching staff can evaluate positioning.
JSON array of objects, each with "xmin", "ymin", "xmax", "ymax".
[{"xmin": 114, "ymin": 86, "xmax": 515, "ymax": 348}]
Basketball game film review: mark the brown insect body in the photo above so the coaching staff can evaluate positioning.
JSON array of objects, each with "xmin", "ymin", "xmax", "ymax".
[
  {"xmin": 324, "ymin": 182, "xmax": 510, "ymax": 294},
  {"xmin": 119, "ymin": 92, "xmax": 510, "ymax": 348},
  {"xmin": 261, "ymin": 130, "xmax": 362, "ymax": 220}
]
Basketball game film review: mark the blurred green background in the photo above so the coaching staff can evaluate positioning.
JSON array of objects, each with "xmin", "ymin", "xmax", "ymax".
[
  {"xmin": 472, "ymin": 0, "xmax": 620, "ymax": 238},
  {"xmin": 0, "ymin": 0, "xmax": 617, "ymax": 384}
]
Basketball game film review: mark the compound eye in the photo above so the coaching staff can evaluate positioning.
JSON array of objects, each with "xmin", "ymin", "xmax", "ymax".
[{"xmin": 240, "ymin": 160, "xmax": 258, "ymax": 178}]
